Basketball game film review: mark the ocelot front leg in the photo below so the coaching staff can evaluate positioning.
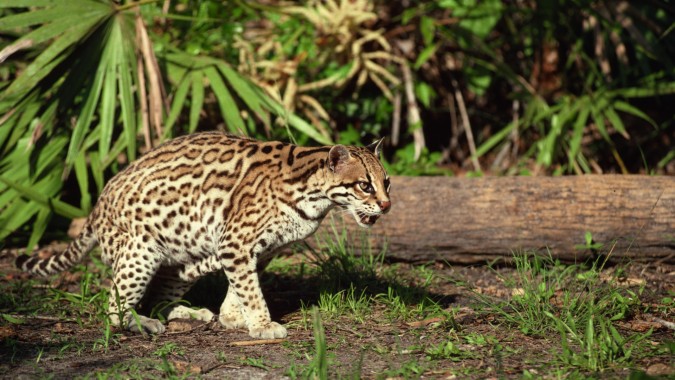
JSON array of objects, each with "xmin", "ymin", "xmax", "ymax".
[
  {"xmin": 219, "ymin": 250, "xmax": 278, "ymax": 329},
  {"xmin": 218, "ymin": 284, "xmax": 246, "ymax": 329},
  {"xmin": 220, "ymin": 250, "xmax": 286, "ymax": 339}
]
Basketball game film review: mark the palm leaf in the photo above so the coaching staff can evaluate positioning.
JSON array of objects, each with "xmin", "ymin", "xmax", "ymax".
[
  {"xmin": 1, "ymin": 0, "xmax": 334, "ymax": 248},
  {"xmin": 1, "ymin": 11, "xmax": 109, "ymax": 101},
  {"xmin": 0, "ymin": 175, "xmax": 85, "ymax": 221}
]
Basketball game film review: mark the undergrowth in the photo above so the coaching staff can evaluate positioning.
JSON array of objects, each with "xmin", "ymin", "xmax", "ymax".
[
  {"xmin": 1, "ymin": 230, "xmax": 671, "ymax": 378},
  {"xmin": 473, "ymin": 251, "xmax": 654, "ymax": 372}
]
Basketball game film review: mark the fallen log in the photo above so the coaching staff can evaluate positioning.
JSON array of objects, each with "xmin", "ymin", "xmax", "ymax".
[{"xmin": 314, "ymin": 175, "xmax": 675, "ymax": 264}]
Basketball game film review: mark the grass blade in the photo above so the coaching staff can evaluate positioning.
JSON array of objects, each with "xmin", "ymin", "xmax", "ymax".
[
  {"xmin": 0, "ymin": 197, "xmax": 42, "ymax": 240},
  {"xmin": 99, "ymin": 36, "xmax": 117, "ymax": 162},
  {"xmin": 603, "ymin": 107, "xmax": 629, "ymax": 139},
  {"xmin": 65, "ymin": 40, "xmax": 108, "ymax": 171},
  {"xmin": 88, "ymin": 151, "xmax": 104, "ymax": 194},
  {"xmin": 203, "ymin": 66, "xmax": 245, "ymax": 133},
  {"xmin": 26, "ymin": 207, "xmax": 51, "ymax": 253},
  {"xmin": 256, "ymin": 85, "xmax": 333, "ymax": 144},
  {"xmin": 613, "ymin": 100, "xmax": 657, "ymax": 129},
  {"xmin": 117, "ymin": 24, "xmax": 138, "ymax": 162},
  {"xmin": 165, "ymin": 75, "xmax": 191, "ymax": 133},
  {"xmin": 2, "ymin": 15, "xmax": 107, "ymax": 100},
  {"xmin": 189, "ymin": 71, "xmax": 204, "ymax": 133},
  {"xmin": 217, "ymin": 62, "xmax": 268, "ymax": 122},
  {"xmin": 0, "ymin": 0, "xmax": 57, "ymax": 7},
  {"xmin": 567, "ymin": 102, "xmax": 590, "ymax": 169},
  {"xmin": 475, "ymin": 122, "xmax": 515, "ymax": 158},
  {"xmin": 74, "ymin": 150, "xmax": 92, "ymax": 212},
  {"xmin": 0, "ymin": 176, "xmax": 85, "ymax": 219}
]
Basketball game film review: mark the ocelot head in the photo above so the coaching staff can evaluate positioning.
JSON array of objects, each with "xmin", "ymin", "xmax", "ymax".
[{"xmin": 326, "ymin": 139, "xmax": 391, "ymax": 227}]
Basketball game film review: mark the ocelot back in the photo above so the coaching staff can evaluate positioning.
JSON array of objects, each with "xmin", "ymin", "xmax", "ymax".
[{"xmin": 16, "ymin": 132, "xmax": 391, "ymax": 339}]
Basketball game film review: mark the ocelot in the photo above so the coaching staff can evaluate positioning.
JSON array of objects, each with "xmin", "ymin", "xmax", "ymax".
[{"xmin": 16, "ymin": 132, "xmax": 391, "ymax": 339}]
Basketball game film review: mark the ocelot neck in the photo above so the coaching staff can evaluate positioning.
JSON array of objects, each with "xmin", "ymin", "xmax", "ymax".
[{"xmin": 277, "ymin": 144, "xmax": 334, "ymax": 221}]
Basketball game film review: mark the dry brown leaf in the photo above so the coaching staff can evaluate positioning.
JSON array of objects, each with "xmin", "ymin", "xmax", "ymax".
[
  {"xmin": 646, "ymin": 363, "xmax": 673, "ymax": 376},
  {"xmin": 167, "ymin": 319, "xmax": 203, "ymax": 333},
  {"xmin": 53, "ymin": 322, "xmax": 73, "ymax": 334},
  {"xmin": 172, "ymin": 360, "xmax": 201, "ymax": 375},
  {"xmin": 0, "ymin": 325, "xmax": 17, "ymax": 340},
  {"xmin": 616, "ymin": 320, "xmax": 662, "ymax": 332}
]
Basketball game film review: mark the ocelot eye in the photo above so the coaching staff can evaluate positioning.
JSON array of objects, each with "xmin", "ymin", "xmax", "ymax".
[{"xmin": 358, "ymin": 181, "xmax": 374, "ymax": 194}]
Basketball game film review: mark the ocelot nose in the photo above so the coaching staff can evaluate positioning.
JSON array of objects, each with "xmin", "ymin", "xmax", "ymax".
[{"xmin": 377, "ymin": 200, "xmax": 391, "ymax": 213}]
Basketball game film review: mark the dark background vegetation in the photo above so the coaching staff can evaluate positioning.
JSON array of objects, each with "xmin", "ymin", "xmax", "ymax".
[{"xmin": 0, "ymin": 0, "xmax": 673, "ymax": 248}]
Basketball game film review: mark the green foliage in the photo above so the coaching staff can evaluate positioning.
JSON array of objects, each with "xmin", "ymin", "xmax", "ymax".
[
  {"xmin": 547, "ymin": 309, "xmax": 651, "ymax": 371},
  {"xmin": 424, "ymin": 339, "xmax": 469, "ymax": 361},
  {"xmin": 401, "ymin": 0, "xmax": 674, "ymax": 174},
  {"xmin": 302, "ymin": 224, "xmax": 450, "ymax": 327},
  {"xmin": 0, "ymin": 0, "xmax": 330, "ymax": 248},
  {"xmin": 2, "ymin": 0, "xmax": 673, "ymax": 248},
  {"xmin": 154, "ymin": 342, "xmax": 184, "ymax": 358},
  {"xmin": 240, "ymin": 356, "xmax": 269, "ymax": 371},
  {"xmin": 384, "ymin": 144, "xmax": 451, "ymax": 176},
  {"xmin": 287, "ymin": 309, "xmax": 330, "ymax": 379},
  {"xmin": 474, "ymin": 251, "xmax": 650, "ymax": 371},
  {"xmin": 308, "ymin": 222, "xmax": 386, "ymax": 293}
]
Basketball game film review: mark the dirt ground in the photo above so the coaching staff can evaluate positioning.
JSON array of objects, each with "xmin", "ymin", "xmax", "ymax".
[{"xmin": 0, "ymin": 247, "xmax": 673, "ymax": 379}]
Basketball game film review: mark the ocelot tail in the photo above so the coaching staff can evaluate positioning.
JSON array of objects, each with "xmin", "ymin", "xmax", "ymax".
[{"xmin": 16, "ymin": 132, "xmax": 391, "ymax": 339}]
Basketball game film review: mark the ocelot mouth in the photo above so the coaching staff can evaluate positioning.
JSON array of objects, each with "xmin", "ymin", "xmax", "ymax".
[{"xmin": 359, "ymin": 214, "xmax": 380, "ymax": 226}]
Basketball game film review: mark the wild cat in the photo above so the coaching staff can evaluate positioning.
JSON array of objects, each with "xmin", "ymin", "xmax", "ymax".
[{"xmin": 17, "ymin": 132, "xmax": 391, "ymax": 338}]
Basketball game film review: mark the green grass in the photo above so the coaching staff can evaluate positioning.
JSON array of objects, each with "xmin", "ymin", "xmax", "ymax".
[
  {"xmin": 472, "ymin": 251, "xmax": 654, "ymax": 372},
  {"xmin": 298, "ymin": 224, "xmax": 450, "ymax": 326},
  {"xmin": 287, "ymin": 308, "xmax": 329, "ymax": 379}
]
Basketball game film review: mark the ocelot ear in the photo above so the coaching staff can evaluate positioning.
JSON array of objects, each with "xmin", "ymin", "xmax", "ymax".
[
  {"xmin": 328, "ymin": 145, "xmax": 351, "ymax": 173},
  {"xmin": 366, "ymin": 138, "xmax": 384, "ymax": 158}
]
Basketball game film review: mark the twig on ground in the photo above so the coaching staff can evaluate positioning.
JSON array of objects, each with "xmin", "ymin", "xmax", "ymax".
[
  {"xmin": 228, "ymin": 338, "xmax": 286, "ymax": 346},
  {"xmin": 5, "ymin": 314, "xmax": 71, "ymax": 322},
  {"xmin": 650, "ymin": 315, "xmax": 675, "ymax": 331},
  {"xmin": 406, "ymin": 316, "xmax": 445, "ymax": 328}
]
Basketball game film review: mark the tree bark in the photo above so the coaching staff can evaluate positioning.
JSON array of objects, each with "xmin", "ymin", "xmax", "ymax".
[{"xmin": 314, "ymin": 175, "xmax": 675, "ymax": 264}]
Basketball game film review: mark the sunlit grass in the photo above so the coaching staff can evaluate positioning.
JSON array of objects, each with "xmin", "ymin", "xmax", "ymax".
[{"xmin": 472, "ymin": 251, "xmax": 653, "ymax": 372}]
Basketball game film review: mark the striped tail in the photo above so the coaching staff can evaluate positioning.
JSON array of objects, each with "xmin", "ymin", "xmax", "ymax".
[{"xmin": 15, "ymin": 223, "xmax": 97, "ymax": 276}]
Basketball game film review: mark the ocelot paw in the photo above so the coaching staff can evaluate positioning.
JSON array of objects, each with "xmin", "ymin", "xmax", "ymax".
[
  {"xmin": 166, "ymin": 305, "xmax": 214, "ymax": 322},
  {"xmin": 218, "ymin": 312, "xmax": 247, "ymax": 330},
  {"xmin": 127, "ymin": 315, "xmax": 166, "ymax": 334},
  {"xmin": 248, "ymin": 322, "xmax": 287, "ymax": 339}
]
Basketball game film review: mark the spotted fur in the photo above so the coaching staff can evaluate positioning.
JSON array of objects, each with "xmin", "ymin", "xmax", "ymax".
[{"xmin": 16, "ymin": 132, "xmax": 391, "ymax": 338}]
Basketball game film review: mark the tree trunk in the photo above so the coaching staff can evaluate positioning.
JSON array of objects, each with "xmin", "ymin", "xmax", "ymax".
[{"xmin": 314, "ymin": 175, "xmax": 675, "ymax": 264}]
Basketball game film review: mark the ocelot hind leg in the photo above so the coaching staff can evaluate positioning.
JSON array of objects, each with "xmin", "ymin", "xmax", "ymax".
[
  {"xmin": 103, "ymin": 234, "xmax": 164, "ymax": 334},
  {"xmin": 143, "ymin": 266, "xmax": 214, "ymax": 323}
]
